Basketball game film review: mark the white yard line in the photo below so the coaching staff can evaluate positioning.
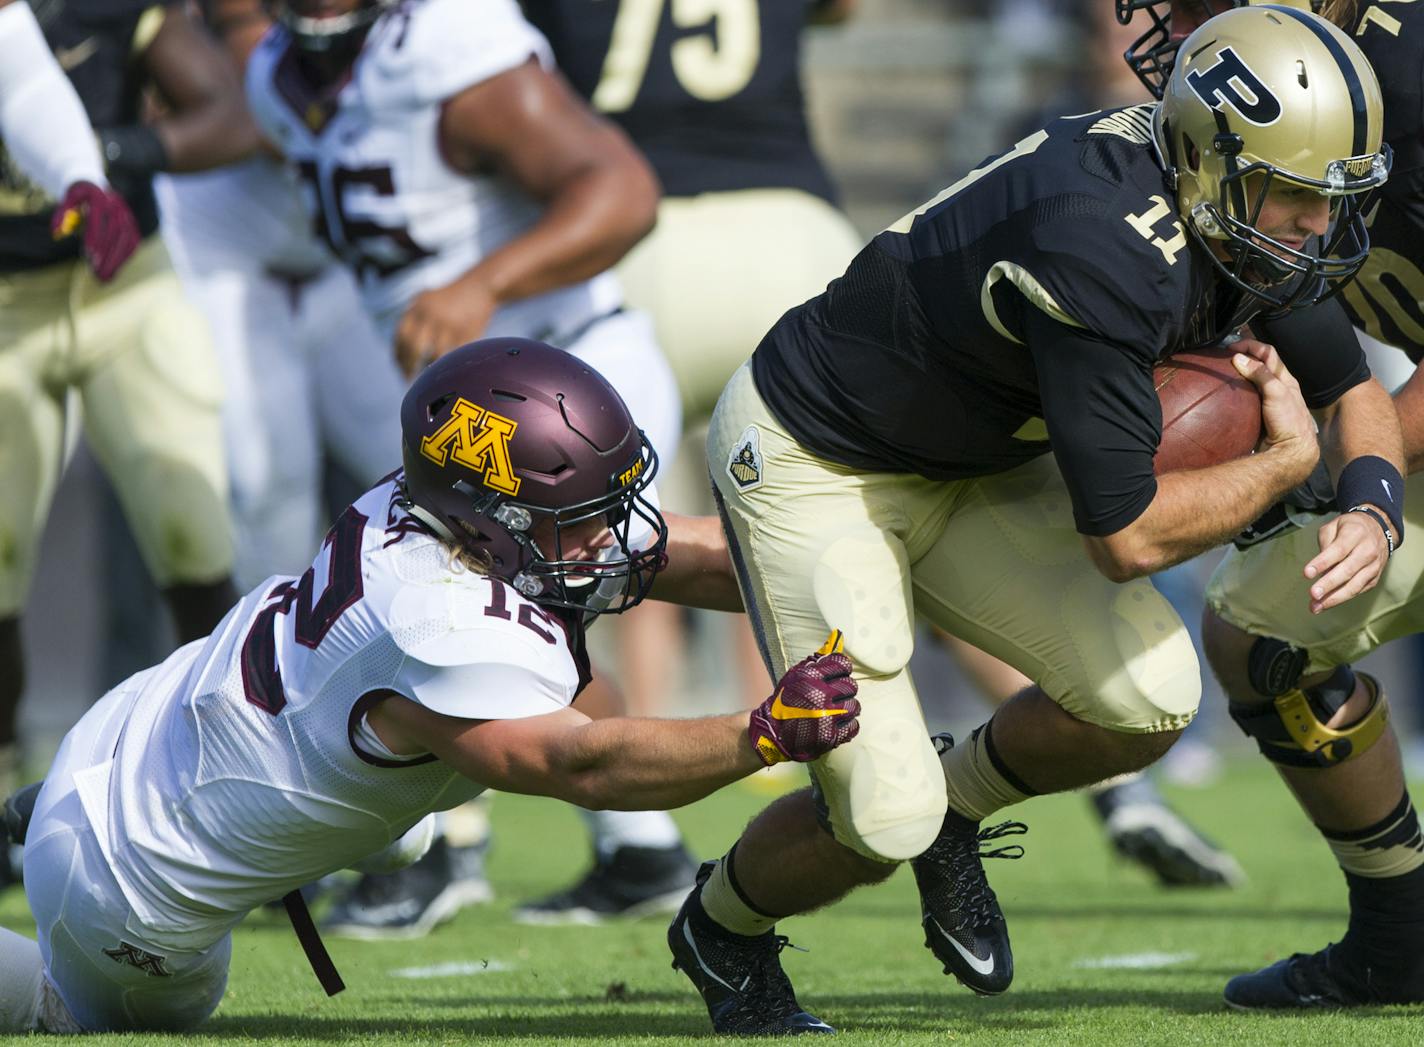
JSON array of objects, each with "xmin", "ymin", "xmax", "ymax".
[
  {"xmin": 390, "ymin": 960, "xmax": 513, "ymax": 979},
  {"xmin": 1072, "ymin": 952, "xmax": 1196, "ymax": 970}
]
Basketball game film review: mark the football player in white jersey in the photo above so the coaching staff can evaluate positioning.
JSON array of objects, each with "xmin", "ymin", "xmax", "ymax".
[
  {"xmin": 157, "ymin": 0, "xmax": 407, "ymax": 590},
  {"xmin": 0, "ymin": 339, "xmax": 862, "ymax": 1034},
  {"xmin": 244, "ymin": 0, "xmax": 694, "ymax": 932}
]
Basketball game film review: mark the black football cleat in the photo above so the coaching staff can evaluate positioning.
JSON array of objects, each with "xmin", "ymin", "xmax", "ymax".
[
  {"xmin": 322, "ymin": 837, "xmax": 492, "ymax": 940},
  {"xmin": 1225, "ymin": 942, "xmax": 1423, "ymax": 1010},
  {"xmin": 514, "ymin": 843, "xmax": 696, "ymax": 925},
  {"xmin": 668, "ymin": 862, "xmax": 834, "ymax": 1035},
  {"xmin": 912, "ymin": 806, "xmax": 1026, "ymax": 996}
]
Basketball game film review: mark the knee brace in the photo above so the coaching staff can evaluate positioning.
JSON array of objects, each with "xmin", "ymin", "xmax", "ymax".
[{"xmin": 1232, "ymin": 639, "xmax": 1388, "ymax": 767}]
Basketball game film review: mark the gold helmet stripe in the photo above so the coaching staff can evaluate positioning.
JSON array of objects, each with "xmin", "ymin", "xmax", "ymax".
[{"xmin": 1269, "ymin": 3, "xmax": 1369, "ymax": 157}]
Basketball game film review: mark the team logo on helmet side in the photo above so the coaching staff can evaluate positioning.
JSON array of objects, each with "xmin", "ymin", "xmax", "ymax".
[
  {"xmin": 618, "ymin": 457, "xmax": 645, "ymax": 489},
  {"xmin": 1185, "ymin": 47, "xmax": 1282, "ymax": 125},
  {"xmin": 418, "ymin": 397, "xmax": 522, "ymax": 496}
]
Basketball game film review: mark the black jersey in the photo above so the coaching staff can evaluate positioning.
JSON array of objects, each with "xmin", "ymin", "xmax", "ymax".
[
  {"xmin": 1337, "ymin": 1, "xmax": 1424, "ymax": 361},
  {"xmin": 0, "ymin": 0, "xmax": 164, "ymax": 271},
  {"xmin": 754, "ymin": 105, "xmax": 1370, "ymax": 536},
  {"xmin": 519, "ymin": 0, "xmax": 835, "ymax": 201}
]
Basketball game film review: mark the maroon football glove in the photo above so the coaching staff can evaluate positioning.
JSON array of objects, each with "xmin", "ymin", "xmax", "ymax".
[
  {"xmin": 50, "ymin": 181, "xmax": 141, "ymax": 282},
  {"xmin": 748, "ymin": 630, "xmax": 861, "ymax": 766}
]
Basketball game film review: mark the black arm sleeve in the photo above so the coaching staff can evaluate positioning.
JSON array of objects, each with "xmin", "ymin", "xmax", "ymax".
[
  {"xmin": 1254, "ymin": 296, "xmax": 1371, "ymax": 409},
  {"xmin": 1023, "ymin": 305, "xmax": 1160, "ymax": 537}
]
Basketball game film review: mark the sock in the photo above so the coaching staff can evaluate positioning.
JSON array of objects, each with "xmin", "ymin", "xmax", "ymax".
[
  {"xmin": 0, "ymin": 927, "xmax": 44, "ymax": 1032},
  {"xmin": 1340, "ymin": 863, "xmax": 1424, "ymax": 991},
  {"xmin": 1323, "ymin": 790, "xmax": 1424, "ymax": 880},
  {"xmin": 581, "ymin": 808, "xmax": 683, "ymax": 859},
  {"xmin": 1323, "ymin": 793, "xmax": 1424, "ymax": 991},
  {"xmin": 698, "ymin": 845, "xmax": 779, "ymax": 937},
  {"xmin": 939, "ymin": 722, "xmax": 1037, "ymax": 822}
]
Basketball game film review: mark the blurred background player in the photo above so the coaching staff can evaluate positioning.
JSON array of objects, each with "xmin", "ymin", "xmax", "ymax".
[
  {"xmin": 1118, "ymin": 0, "xmax": 1424, "ymax": 1009},
  {"xmin": 0, "ymin": 0, "xmax": 139, "ymax": 285},
  {"xmin": 0, "ymin": 0, "xmax": 255, "ymax": 817},
  {"xmin": 515, "ymin": 0, "xmax": 867, "ymax": 920},
  {"xmin": 246, "ymin": 0, "xmax": 695, "ymax": 936},
  {"xmin": 156, "ymin": 0, "xmax": 407, "ymax": 591}
]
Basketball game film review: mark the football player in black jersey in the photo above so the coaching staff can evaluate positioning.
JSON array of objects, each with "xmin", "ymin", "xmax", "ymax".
[
  {"xmin": 0, "ymin": 0, "xmax": 140, "ymax": 283},
  {"xmin": 664, "ymin": 7, "xmax": 1403, "ymax": 1034},
  {"xmin": 0, "ymin": 1, "xmax": 257, "ymax": 817},
  {"xmin": 516, "ymin": 0, "xmax": 866, "ymax": 924},
  {"xmin": 1121, "ymin": 0, "xmax": 1424, "ymax": 1012}
]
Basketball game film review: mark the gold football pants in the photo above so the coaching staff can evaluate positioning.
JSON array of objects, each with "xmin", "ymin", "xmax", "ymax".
[
  {"xmin": 0, "ymin": 235, "xmax": 232, "ymax": 615},
  {"xmin": 708, "ymin": 363, "xmax": 1200, "ymax": 861}
]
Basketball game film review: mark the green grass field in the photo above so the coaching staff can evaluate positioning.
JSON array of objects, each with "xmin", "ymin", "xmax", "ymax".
[{"xmin": 4, "ymin": 764, "xmax": 1422, "ymax": 1045}]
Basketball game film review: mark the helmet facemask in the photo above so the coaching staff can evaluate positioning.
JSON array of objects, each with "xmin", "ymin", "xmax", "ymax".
[
  {"xmin": 1118, "ymin": 0, "xmax": 1205, "ymax": 98},
  {"xmin": 1179, "ymin": 130, "xmax": 1390, "ymax": 309},
  {"xmin": 493, "ymin": 434, "xmax": 669, "ymax": 618}
]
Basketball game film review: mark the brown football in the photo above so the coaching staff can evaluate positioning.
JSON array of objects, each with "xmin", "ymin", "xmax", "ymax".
[{"xmin": 1152, "ymin": 345, "xmax": 1263, "ymax": 474}]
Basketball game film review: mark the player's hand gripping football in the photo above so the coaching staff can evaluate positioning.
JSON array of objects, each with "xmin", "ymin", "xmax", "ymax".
[
  {"xmin": 1230, "ymin": 338, "xmax": 1318, "ymax": 486},
  {"xmin": 748, "ymin": 630, "xmax": 861, "ymax": 766},
  {"xmin": 50, "ymin": 181, "xmax": 141, "ymax": 282}
]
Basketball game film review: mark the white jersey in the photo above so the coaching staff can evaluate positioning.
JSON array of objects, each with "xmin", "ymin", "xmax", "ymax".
[
  {"xmin": 245, "ymin": 0, "xmax": 621, "ymax": 336},
  {"xmin": 156, "ymin": 157, "xmax": 332, "ymax": 277},
  {"xmin": 86, "ymin": 476, "xmax": 585, "ymax": 942}
]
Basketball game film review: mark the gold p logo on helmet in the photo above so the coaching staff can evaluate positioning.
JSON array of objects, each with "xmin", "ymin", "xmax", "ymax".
[{"xmin": 1184, "ymin": 46, "xmax": 1281, "ymax": 126}]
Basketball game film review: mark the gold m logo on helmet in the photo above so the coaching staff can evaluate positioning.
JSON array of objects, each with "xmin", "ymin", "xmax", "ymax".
[{"xmin": 419, "ymin": 397, "xmax": 522, "ymax": 496}]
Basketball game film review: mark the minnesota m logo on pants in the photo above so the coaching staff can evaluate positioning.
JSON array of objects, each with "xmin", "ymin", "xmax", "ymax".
[{"xmin": 419, "ymin": 398, "xmax": 521, "ymax": 495}]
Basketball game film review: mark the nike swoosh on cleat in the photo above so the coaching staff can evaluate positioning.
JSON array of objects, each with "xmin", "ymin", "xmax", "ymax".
[
  {"xmin": 683, "ymin": 922, "xmax": 737, "ymax": 992},
  {"xmin": 769, "ymin": 690, "xmax": 854, "ymax": 721},
  {"xmin": 928, "ymin": 917, "xmax": 995, "ymax": 976}
]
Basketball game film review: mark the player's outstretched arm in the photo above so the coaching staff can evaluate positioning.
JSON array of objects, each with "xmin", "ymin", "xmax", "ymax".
[
  {"xmin": 0, "ymin": 0, "xmax": 108, "ymax": 199},
  {"xmin": 647, "ymin": 513, "xmax": 744, "ymax": 613},
  {"xmin": 1084, "ymin": 339, "xmax": 1321, "ymax": 581},
  {"xmin": 368, "ymin": 638, "xmax": 859, "ymax": 811}
]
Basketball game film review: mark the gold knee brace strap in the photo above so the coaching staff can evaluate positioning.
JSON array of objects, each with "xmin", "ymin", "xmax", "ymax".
[{"xmin": 1230, "ymin": 669, "xmax": 1388, "ymax": 768}]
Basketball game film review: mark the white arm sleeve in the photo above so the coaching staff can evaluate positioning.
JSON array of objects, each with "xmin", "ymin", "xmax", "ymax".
[{"xmin": 0, "ymin": 1, "xmax": 108, "ymax": 199}]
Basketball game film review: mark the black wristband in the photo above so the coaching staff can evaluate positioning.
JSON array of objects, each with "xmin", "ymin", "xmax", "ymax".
[
  {"xmin": 98, "ymin": 124, "xmax": 169, "ymax": 179},
  {"xmin": 1336, "ymin": 454, "xmax": 1405, "ymax": 548}
]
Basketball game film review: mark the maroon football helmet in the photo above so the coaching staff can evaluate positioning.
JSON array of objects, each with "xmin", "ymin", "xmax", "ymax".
[{"xmin": 400, "ymin": 338, "xmax": 667, "ymax": 616}]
